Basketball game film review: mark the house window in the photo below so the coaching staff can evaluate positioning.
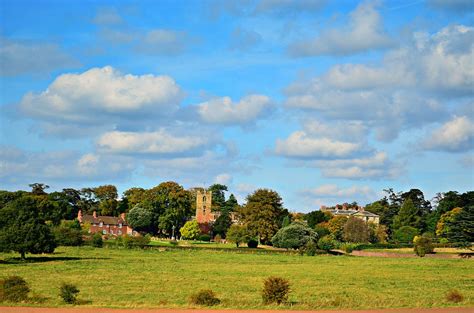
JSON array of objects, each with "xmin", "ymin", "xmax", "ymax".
[
  {"xmin": 99, "ymin": 222, "xmax": 103, "ymax": 227},
  {"xmin": 203, "ymin": 205, "xmax": 206, "ymax": 215},
  {"xmin": 102, "ymin": 230, "xmax": 106, "ymax": 235},
  {"xmin": 203, "ymin": 196, "xmax": 206, "ymax": 202},
  {"xmin": 118, "ymin": 223, "xmax": 122, "ymax": 228}
]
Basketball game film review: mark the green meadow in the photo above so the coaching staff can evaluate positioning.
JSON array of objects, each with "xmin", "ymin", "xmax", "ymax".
[{"xmin": 1, "ymin": 246, "xmax": 473, "ymax": 309}]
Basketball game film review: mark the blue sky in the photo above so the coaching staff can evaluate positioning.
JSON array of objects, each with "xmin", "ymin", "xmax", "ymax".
[{"xmin": 0, "ymin": 0, "xmax": 473, "ymax": 212}]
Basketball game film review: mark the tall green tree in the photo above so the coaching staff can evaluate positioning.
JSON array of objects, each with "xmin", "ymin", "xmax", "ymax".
[
  {"xmin": 392, "ymin": 198, "xmax": 422, "ymax": 231},
  {"xmin": 446, "ymin": 205, "xmax": 474, "ymax": 246},
  {"xmin": 343, "ymin": 217, "xmax": 369, "ymax": 243},
  {"xmin": 123, "ymin": 187, "xmax": 146, "ymax": 211},
  {"xmin": 223, "ymin": 194, "xmax": 239, "ymax": 213},
  {"xmin": 180, "ymin": 220, "xmax": 201, "ymax": 240},
  {"xmin": 0, "ymin": 195, "xmax": 56, "ymax": 259},
  {"xmin": 271, "ymin": 222, "xmax": 317, "ymax": 249},
  {"xmin": 208, "ymin": 184, "xmax": 228, "ymax": 212},
  {"xmin": 303, "ymin": 210, "xmax": 331, "ymax": 229},
  {"xmin": 126, "ymin": 205, "xmax": 154, "ymax": 233},
  {"xmin": 94, "ymin": 185, "xmax": 118, "ymax": 216},
  {"xmin": 212, "ymin": 211, "xmax": 233, "ymax": 238},
  {"xmin": 240, "ymin": 189, "xmax": 287, "ymax": 244}
]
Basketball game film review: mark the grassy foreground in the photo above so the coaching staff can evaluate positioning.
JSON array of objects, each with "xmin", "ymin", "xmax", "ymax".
[{"xmin": 0, "ymin": 246, "xmax": 473, "ymax": 309}]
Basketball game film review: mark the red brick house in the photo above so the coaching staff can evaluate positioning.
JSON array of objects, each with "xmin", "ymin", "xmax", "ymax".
[{"xmin": 77, "ymin": 210, "xmax": 136, "ymax": 236}]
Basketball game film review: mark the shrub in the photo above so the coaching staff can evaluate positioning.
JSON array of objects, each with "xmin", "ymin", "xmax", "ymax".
[
  {"xmin": 180, "ymin": 220, "xmax": 201, "ymax": 240},
  {"xmin": 446, "ymin": 289, "xmax": 464, "ymax": 303},
  {"xmin": 314, "ymin": 224, "xmax": 330, "ymax": 238},
  {"xmin": 92, "ymin": 233, "xmax": 103, "ymax": 248},
  {"xmin": 303, "ymin": 240, "xmax": 318, "ymax": 256},
  {"xmin": 53, "ymin": 221, "xmax": 84, "ymax": 246},
  {"xmin": 413, "ymin": 235, "xmax": 434, "ymax": 257},
  {"xmin": 262, "ymin": 276, "xmax": 290, "ymax": 305},
  {"xmin": 393, "ymin": 226, "xmax": 419, "ymax": 243},
  {"xmin": 120, "ymin": 234, "xmax": 151, "ymax": 249},
  {"xmin": 0, "ymin": 276, "xmax": 30, "ymax": 302},
  {"xmin": 59, "ymin": 283, "xmax": 79, "ymax": 304},
  {"xmin": 189, "ymin": 289, "xmax": 220, "ymax": 306},
  {"xmin": 198, "ymin": 234, "xmax": 211, "ymax": 242},
  {"xmin": 343, "ymin": 217, "xmax": 369, "ymax": 243},
  {"xmin": 247, "ymin": 239, "xmax": 258, "ymax": 248},
  {"xmin": 227, "ymin": 224, "xmax": 250, "ymax": 247},
  {"xmin": 317, "ymin": 235, "xmax": 336, "ymax": 251},
  {"xmin": 271, "ymin": 222, "xmax": 317, "ymax": 250}
]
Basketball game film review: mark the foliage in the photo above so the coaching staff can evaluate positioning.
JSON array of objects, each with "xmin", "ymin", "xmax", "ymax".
[
  {"xmin": 122, "ymin": 187, "xmax": 146, "ymax": 212},
  {"xmin": 189, "ymin": 289, "xmax": 220, "ymax": 306},
  {"xmin": 93, "ymin": 185, "xmax": 118, "ymax": 216},
  {"xmin": 392, "ymin": 198, "xmax": 422, "ymax": 231},
  {"xmin": 0, "ymin": 195, "xmax": 56, "ymax": 259},
  {"xmin": 262, "ymin": 276, "xmax": 290, "ymax": 305},
  {"xmin": 281, "ymin": 216, "xmax": 291, "ymax": 228},
  {"xmin": 327, "ymin": 216, "xmax": 347, "ymax": 241},
  {"xmin": 271, "ymin": 222, "xmax": 317, "ymax": 249},
  {"xmin": 436, "ymin": 207, "xmax": 462, "ymax": 239},
  {"xmin": 446, "ymin": 289, "xmax": 464, "ymax": 303},
  {"xmin": 303, "ymin": 210, "xmax": 331, "ymax": 228},
  {"xmin": 117, "ymin": 234, "xmax": 151, "ymax": 249},
  {"xmin": 240, "ymin": 189, "xmax": 287, "ymax": 244},
  {"xmin": 223, "ymin": 194, "xmax": 239, "ymax": 213},
  {"xmin": 317, "ymin": 235, "xmax": 337, "ymax": 251},
  {"xmin": 413, "ymin": 235, "xmax": 434, "ymax": 257},
  {"xmin": 198, "ymin": 234, "xmax": 211, "ymax": 242},
  {"xmin": 446, "ymin": 205, "xmax": 474, "ymax": 246},
  {"xmin": 53, "ymin": 220, "xmax": 84, "ymax": 246},
  {"xmin": 59, "ymin": 283, "xmax": 79, "ymax": 304},
  {"xmin": 226, "ymin": 224, "xmax": 250, "ymax": 247},
  {"xmin": 126, "ymin": 205, "xmax": 154, "ymax": 233},
  {"xmin": 302, "ymin": 240, "xmax": 319, "ymax": 256},
  {"xmin": 208, "ymin": 184, "xmax": 228, "ymax": 212},
  {"xmin": 247, "ymin": 239, "xmax": 258, "ymax": 248},
  {"xmin": 212, "ymin": 211, "xmax": 232, "ymax": 238},
  {"xmin": 314, "ymin": 224, "xmax": 330, "ymax": 238},
  {"xmin": 343, "ymin": 217, "xmax": 369, "ymax": 243},
  {"xmin": 0, "ymin": 276, "xmax": 30, "ymax": 302},
  {"xmin": 393, "ymin": 226, "xmax": 419, "ymax": 243},
  {"xmin": 92, "ymin": 233, "xmax": 103, "ymax": 248},
  {"xmin": 180, "ymin": 220, "xmax": 201, "ymax": 240},
  {"xmin": 368, "ymin": 223, "xmax": 388, "ymax": 243}
]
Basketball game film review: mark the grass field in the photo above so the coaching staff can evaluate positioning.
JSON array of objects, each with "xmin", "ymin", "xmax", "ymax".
[{"xmin": 1, "ymin": 246, "xmax": 473, "ymax": 310}]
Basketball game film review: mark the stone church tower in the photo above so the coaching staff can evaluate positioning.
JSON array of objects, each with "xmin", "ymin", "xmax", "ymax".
[{"xmin": 195, "ymin": 189, "xmax": 214, "ymax": 224}]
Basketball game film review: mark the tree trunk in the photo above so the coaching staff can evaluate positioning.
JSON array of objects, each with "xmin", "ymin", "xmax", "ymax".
[{"xmin": 20, "ymin": 251, "xmax": 26, "ymax": 260}]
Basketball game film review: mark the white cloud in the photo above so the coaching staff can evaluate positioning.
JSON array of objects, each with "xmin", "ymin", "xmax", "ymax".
[
  {"xmin": 275, "ymin": 131, "xmax": 362, "ymax": 158},
  {"xmin": 229, "ymin": 27, "xmax": 262, "ymax": 51},
  {"xmin": 214, "ymin": 173, "xmax": 233, "ymax": 185},
  {"xmin": 135, "ymin": 29, "xmax": 191, "ymax": 55},
  {"xmin": 423, "ymin": 116, "xmax": 474, "ymax": 152},
  {"xmin": 97, "ymin": 129, "xmax": 212, "ymax": 155},
  {"xmin": 92, "ymin": 7, "xmax": 123, "ymax": 25},
  {"xmin": 306, "ymin": 184, "xmax": 376, "ymax": 198},
  {"xmin": 288, "ymin": 1, "xmax": 392, "ymax": 56},
  {"xmin": 197, "ymin": 94, "xmax": 271, "ymax": 125},
  {"xmin": 19, "ymin": 66, "xmax": 184, "ymax": 126},
  {"xmin": 303, "ymin": 119, "xmax": 368, "ymax": 142},
  {"xmin": 0, "ymin": 37, "xmax": 79, "ymax": 76}
]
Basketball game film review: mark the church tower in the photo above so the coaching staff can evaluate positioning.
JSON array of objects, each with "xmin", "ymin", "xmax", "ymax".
[{"xmin": 195, "ymin": 189, "xmax": 213, "ymax": 224}]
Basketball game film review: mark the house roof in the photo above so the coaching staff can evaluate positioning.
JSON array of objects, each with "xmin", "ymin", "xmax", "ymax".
[{"xmin": 82, "ymin": 215, "xmax": 127, "ymax": 226}]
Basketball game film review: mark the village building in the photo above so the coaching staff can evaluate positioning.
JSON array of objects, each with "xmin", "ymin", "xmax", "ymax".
[
  {"xmin": 77, "ymin": 210, "xmax": 136, "ymax": 236},
  {"xmin": 193, "ymin": 188, "xmax": 239, "ymax": 232},
  {"xmin": 320, "ymin": 204, "xmax": 380, "ymax": 224}
]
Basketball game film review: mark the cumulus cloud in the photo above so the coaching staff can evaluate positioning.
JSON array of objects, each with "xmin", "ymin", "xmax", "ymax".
[
  {"xmin": 214, "ymin": 173, "xmax": 233, "ymax": 185},
  {"xmin": 229, "ymin": 27, "xmax": 262, "ymax": 51},
  {"xmin": 97, "ymin": 129, "xmax": 213, "ymax": 155},
  {"xmin": 19, "ymin": 66, "xmax": 184, "ymax": 131},
  {"xmin": 197, "ymin": 94, "xmax": 272, "ymax": 125},
  {"xmin": 304, "ymin": 184, "xmax": 376, "ymax": 198},
  {"xmin": 275, "ymin": 131, "xmax": 363, "ymax": 159},
  {"xmin": 288, "ymin": 1, "xmax": 392, "ymax": 56},
  {"xmin": 0, "ymin": 146, "xmax": 134, "ymax": 184},
  {"xmin": 0, "ymin": 37, "xmax": 79, "ymax": 76},
  {"xmin": 423, "ymin": 116, "xmax": 474, "ymax": 152},
  {"xmin": 135, "ymin": 29, "xmax": 192, "ymax": 55}
]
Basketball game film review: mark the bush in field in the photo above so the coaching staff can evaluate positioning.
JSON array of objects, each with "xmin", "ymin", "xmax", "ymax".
[
  {"xmin": 271, "ymin": 222, "xmax": 317, "ymax": 250},
  {"xmin": 180, "ymin": 220, "xmax": 201, "ymax": 240},
  {"xmin": 119, "ymin": 234, "xmax": 151, "ymax": 249},
  {"xmin": 262, "ymin": 276, "xmax": 290, "ymax": 305},
  {"xmin": 92, "ymin": 233, "xmax": 103, "ymax": 248},
  {"xmin": 393, "ymin": 226, "xmax": 419, "ymax": 243},
  {"xmin": 226, "ymin": 224, "xmax": 250, "ymax": 247},
  {"xmin": 198, "ymin": 234, "xmax": 211, "ymax": 242},
  {"xmin": 317, "ymin": 235, "xmax": 337, "ymax": 251},
  {"xmin": 59, "ymin": 283, "xmax": 79, "ymax": 304},
  {"xmin": 247, "ymin": 238, "xmax": 258, "ymax": 248},
  {"xmin": 303, "ymin": 240, "xmax": 319, "ymax": 256},
  {"xmin": 343, "ymin": 217, "xmax": 369, "ymax": 243},
  {"xmin": 189, "ymin": 289, "xmax": 220, "ymax": 306},
  {"xmin": 0, "ymin": 276, "xmax": 30, "ymax": 302},
  {"xmin": 413, "ymin": 235, "xmax": 434, "ymax": 257},
  {"xmin": 53, "ymin": 220, "xmax": 83, "ymax": 246},
  {"xmin": 446, "ymin": 289, "xmax": 464, "ymax": 303}
]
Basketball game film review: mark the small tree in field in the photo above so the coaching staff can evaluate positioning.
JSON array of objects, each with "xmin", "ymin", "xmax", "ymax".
[
  {"xmin": 413, "ymin": 235, "xmax": 434, "ymax": 257},
  {"xmin": 226, "ymin": 224, "xmax": 250, "ymax": 247},
  {"xmin": 262, "ymin": 277, "xmax": 290, "ymax": 305},
  {"xmin": 343, "ymin": 217, "xmax": 369, "ymax": 243},
  {"xmin": 271, "ymin": 222, "xmax": 317, "ymax": 249},
  {"xmin": 180, "ymin": 220, "xmax": 201, "ymax": 240}
]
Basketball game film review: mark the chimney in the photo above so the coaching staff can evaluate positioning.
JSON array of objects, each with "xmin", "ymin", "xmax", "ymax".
[
  {"xmin": 77, "ymin": 210, "xmax": 83, "ymax": 223},
  {"xmin": 359, "ymin": 206, "xmax": 365, "ymax": 212},
  {"xmin": 93, "ymin": 211, "xmax": 97, "ymax": 218}
]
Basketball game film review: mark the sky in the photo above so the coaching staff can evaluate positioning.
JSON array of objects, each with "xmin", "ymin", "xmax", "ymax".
[{"xmin": 0, "ymin": 0, "xmax": 473, "ymax": 212}]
